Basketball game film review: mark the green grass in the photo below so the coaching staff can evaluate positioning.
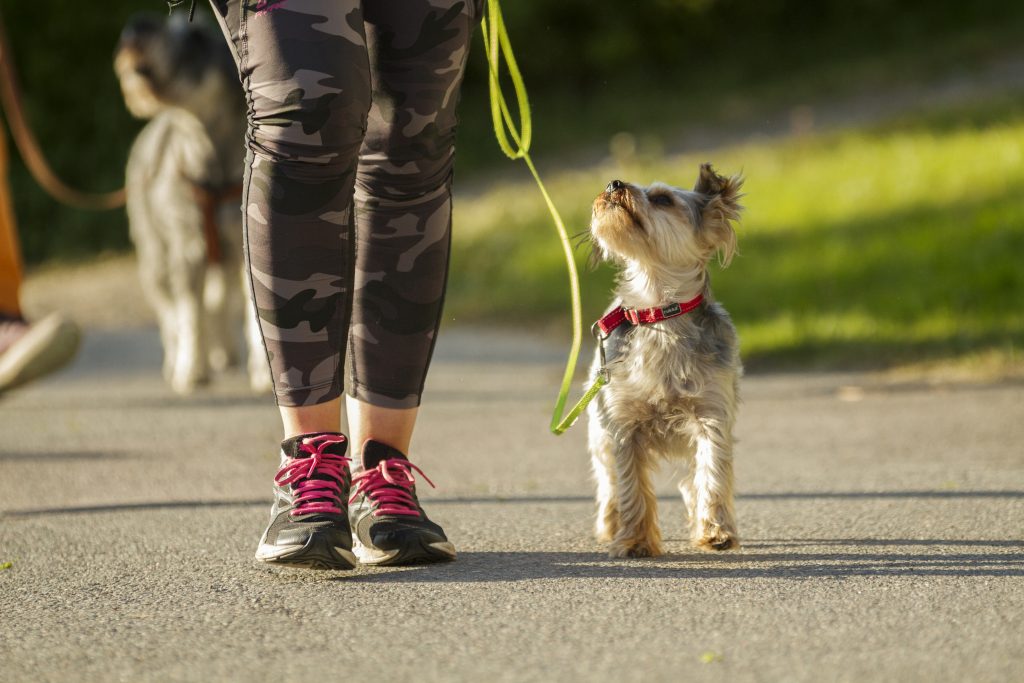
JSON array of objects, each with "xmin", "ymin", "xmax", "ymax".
[{"xmin": 447, "ymin": 100, "xmax": 1024, "ymax": 372}]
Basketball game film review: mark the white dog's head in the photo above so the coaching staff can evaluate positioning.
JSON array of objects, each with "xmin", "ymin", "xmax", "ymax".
[
  {"xmin": 114, "ymin": 13, "xmax": 236, "ymax": 120},
  {"xmin": 590, "ymin": 164, "xmax": 743, "ymax": 275}
]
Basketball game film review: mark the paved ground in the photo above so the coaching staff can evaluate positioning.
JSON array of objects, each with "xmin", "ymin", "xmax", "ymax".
[{"xmin": 1, "ymin": 324, "xmax": 1022, "ymax": 683}]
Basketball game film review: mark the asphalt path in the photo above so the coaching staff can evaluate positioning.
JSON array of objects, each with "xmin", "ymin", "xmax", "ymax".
[{"xmin": 1, "ymin": 326, "xmax": 1022, "ymax": 682}]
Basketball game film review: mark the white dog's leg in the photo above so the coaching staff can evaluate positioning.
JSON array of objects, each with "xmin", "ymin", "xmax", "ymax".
[
  {"xmin": 589, "ymin": 426, "xmax": 619, "ymax": 543},
  {"xmin": 203, "ymin": 263, "xmax": 237, "ymax": 373},
  {"xmin": 135, "ymin": 246, "xmax": 179, "ymax": 384},
  {"xmin": 608, "ymin": 437, "xmax": 663, "ymax": 558},
  {"xmin": 676, "ymin": 456, "xmax": 696, "ymax": 527},
  {"xmin": 690, "ymin": 419, "xmax": 739, "ymax": 551},
  {"xmin": 158, "ymin": 309, "xmax": 179, "ymax": 384},
  {"xmin": 167, "ymin": 245, "xmax": 209, "ymax": 394},
  {"xmin": 170, "ymin": 301, "xmax": 207, "ymax": 394}
]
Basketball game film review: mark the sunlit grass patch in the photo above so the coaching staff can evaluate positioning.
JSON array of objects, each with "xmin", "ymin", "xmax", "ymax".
[{"xmin": 449, "ymin": 102, "xmax": 1024, "ymax": 372}]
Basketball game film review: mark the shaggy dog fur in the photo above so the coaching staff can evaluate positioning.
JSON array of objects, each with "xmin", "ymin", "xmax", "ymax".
[
  {"xmin": 587, "ymin": 163, "xmax": 744, "ymax": 558},
  {"xmin": 114, "ymin": 13, "xmax": 270, "ymax": 394}
]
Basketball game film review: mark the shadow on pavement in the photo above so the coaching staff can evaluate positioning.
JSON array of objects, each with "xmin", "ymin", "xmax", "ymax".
[
  {"xmin": 0, "ymin": 449, "xmax": 132, "ymax": 462},
  {"xmin": 0, "ymin": 499, "xmax": 268, "ymax": 517},
  {"xmin": 345, "ymin": 541, "xmax": 1024, "ymax": 583}
]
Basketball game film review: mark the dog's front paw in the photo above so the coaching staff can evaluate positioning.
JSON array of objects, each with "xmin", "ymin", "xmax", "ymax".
[
  {"xmin": 608, "ymin": 537, "xmax": 664, "ymax": 559},
  {"xmin": 162, "ymin": 357, "xmax": 176, "ymax": 383},
  {"xmin": 170, "ymin": 368, "xmax": 209, "ymax": 395},
  {"xmin": 694, "ymin": 525, "xmax": 739, "ymax": 552},
  {"xmin": 207, "ymin": 346, "xmax": 238, "ymax": 373}
]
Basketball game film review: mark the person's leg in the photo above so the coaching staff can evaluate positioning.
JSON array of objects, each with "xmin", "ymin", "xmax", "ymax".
[
  {"xmin": 208, "ymin": 0, "xmax": 370, "ymax": 569},
  {"xmin": 0, "ymin": 121, "xmax": 24, "ymax": 319},
  {"xmin": 345, "ymin": 0, "xmax": 479, "ymax": 566},
  {"xmin": 280, "ymin": 396, "xmax": 342, "ymax": 438},
  {"xmin": 346, "ymin": 0, "xmax": 480, "ymax": 459},
  {"xmin": 0, "ymin": 118, "xmax": 80, "ymax": 393},
  {"xmin": 210, "ymin": 0, "xmax": 370, "ymax": 418},
  {"xmin": 345, "ymin": 400, "xmax": 417, "ymax": 457}
]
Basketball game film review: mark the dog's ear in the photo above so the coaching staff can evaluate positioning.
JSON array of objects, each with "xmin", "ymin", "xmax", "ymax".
[
  {"xmin": 694, "ymin": 163, "xmax": 743, "ymax": 266},
  {"xmin": 694, "ymin": 162, "xmax": 743, "ymax": 210}
]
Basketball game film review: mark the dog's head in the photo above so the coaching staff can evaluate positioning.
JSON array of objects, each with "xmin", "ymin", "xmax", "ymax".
[
  {"xmin": 114, "ymin": 13, "xmax": 235, "ymax": 119},
  {"xmin": 590, "ymin": 164, "xmax": 743, "ymax": 273}
]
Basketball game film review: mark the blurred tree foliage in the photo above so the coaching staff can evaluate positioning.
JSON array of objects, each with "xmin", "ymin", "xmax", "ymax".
[{"xmin": 2, "ymin": 0, "xmax": 1021, "ymax": 264}]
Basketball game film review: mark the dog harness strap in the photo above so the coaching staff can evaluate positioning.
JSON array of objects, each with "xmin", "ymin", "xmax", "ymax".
[
  {"xmin": 190, "ymin": 183, "xmax": 244, "ymax": 265},
  {"xmin": 598, "ymin": 293, "xmax": 704, "ymax": 336},
  {"xmin": 190, "ymin": 184, "xmax": 224, "ymax": 265}
]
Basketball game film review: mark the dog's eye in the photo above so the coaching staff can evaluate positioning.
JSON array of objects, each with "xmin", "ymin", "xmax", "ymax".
[{"xmin": 649, "ymin": 194, "xmax": 674, "ymax": 207}]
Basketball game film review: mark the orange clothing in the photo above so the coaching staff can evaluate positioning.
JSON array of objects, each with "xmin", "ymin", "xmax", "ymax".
[{"xmin": 0, "ymin": 126, "xmax": 23, "ymax": 318}]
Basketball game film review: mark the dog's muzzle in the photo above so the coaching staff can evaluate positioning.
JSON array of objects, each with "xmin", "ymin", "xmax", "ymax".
[
  {"xmin": 601, "ymin": 179, "xmax": 634, "ymax": 207},
  {"xmin": 596, "ymin": 181, "xmax": 643, "ymax": 231}
]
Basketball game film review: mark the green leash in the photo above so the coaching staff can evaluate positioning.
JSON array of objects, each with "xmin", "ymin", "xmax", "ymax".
[{"xmin": 480, "ymin": 0, "xmax": 607, "ymax": 435}]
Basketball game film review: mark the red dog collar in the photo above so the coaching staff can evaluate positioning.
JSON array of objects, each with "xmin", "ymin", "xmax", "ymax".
[{"xmin": 596, "ymin": 293, "xmax": 704, "ymax": 337}]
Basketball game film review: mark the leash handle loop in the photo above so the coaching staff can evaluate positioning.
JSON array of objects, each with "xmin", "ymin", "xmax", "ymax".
[
  {"xmin": 482, "ymin": 0, "xmax": 531, "ymax": 160},
  {"xmin": 0, "ymin": 11, "xmax": 126, "ymax": 211},
  {"xmin": 481, "ymin": 0, "xmax": 589, "ymax": 435}
]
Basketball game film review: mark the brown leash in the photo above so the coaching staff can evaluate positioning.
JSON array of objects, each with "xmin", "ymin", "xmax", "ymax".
[{"xmin": 0, "ymin": 10, "xmax": 125, "ymax": 211}]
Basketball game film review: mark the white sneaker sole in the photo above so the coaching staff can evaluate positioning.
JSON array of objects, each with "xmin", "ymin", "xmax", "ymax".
[
  {"xmin": 255, "ymin": 538, "xmax": 357, "ymax": 570},
  {"xmin": 353, "ymin": 536, "xmax": 457, "ymax": 566}
]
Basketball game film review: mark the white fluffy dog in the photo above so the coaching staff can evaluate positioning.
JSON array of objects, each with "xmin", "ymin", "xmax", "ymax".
[
  {"xmin": 587, "ymin": 164, "xmax": 744, "ymax": 558},
  {"xmin": 114, "ymin": 14, "xmax": 270, "ymax": 395}
]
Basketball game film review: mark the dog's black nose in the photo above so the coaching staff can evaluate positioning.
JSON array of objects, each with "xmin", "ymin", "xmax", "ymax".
[{"xmin": 606, "ymin": 180, "xmax": 625, "ymax": 193}]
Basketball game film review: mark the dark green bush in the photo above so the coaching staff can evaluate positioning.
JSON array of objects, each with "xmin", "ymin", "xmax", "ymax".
[{"xmin": 3, "ymin": 0, "xmax": 1021, "ymax": 263}]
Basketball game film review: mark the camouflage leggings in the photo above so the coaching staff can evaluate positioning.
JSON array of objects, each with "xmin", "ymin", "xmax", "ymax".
[{"xmin": 209, "ymin": 0, "xmax": 479, "ymax": 407}]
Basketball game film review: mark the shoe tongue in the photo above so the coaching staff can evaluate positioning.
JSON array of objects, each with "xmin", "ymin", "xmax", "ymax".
[
  {"xmin": 280, "ymin": 432, "xmax": 348, "ymax": 459},
  {"xmin": 361, "ymin": 439, "xmax": 408, "ymax": 470}
]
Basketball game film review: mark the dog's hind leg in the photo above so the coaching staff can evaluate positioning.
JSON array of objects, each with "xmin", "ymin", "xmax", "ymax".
[
  {"xmin": 608, "ymin": 436, "xmax": 663, "ymax": 558},
  {"xmin": 690, "ymin": 418, "xmax": 739, "ymax": 551}
]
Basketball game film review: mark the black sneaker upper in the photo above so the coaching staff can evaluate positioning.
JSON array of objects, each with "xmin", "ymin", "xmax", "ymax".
[
  {"xmin": 262, "ymin": 432, "xmax": 352, "ymax": 549},
  {"xmin": 349, "ymin": 440, "xmax": 448, "ymax": 551}
]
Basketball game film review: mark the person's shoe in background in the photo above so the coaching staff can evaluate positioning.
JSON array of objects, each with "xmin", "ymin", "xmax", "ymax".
[{"xmin": 0, "ymin": 312, "xmax": 81, "ymax": 394}]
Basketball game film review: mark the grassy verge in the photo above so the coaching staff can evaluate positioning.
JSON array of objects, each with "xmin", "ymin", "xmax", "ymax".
[{"xmin": 447, "ymin": 99, "xmax": 1024, "ymax": 373}]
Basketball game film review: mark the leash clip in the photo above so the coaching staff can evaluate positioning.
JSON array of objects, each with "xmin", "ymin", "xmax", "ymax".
[{"xmin": 590, "ymin": 321, "xmax": 611, "ymax": 383}]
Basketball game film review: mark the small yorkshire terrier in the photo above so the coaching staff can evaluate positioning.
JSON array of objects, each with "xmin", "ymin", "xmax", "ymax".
[{"xmin": 587, "ymin": 163, "xmax": 744, "ymax": 558}]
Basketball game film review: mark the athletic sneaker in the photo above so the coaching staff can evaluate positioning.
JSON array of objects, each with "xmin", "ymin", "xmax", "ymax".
[
  {"xmin": 254, "ymin": 432, "xmax": 357, "ymax": 570},
  {"xmin": 0, "ymin": 313, "xmax": 80, "ymax": 393},
  {"xmin": 348, "ymin": 440, "xmax": 456, "ymax": 566}
]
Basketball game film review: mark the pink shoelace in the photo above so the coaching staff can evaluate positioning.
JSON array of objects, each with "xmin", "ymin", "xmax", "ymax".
[
  {"xmin": 350, "ymin": 459, "xmax": 436, "ymax": 517},
  {"xmin": 274, "ymin": 435, "xmax": 350, "ymax": 516}
]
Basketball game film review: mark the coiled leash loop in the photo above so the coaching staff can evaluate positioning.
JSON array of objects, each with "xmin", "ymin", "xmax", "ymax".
[
  {"xmin": 0, "ymin": 11, "xmax": 126, "ymax": 211},
  {"xmin": 481, "ymin": 0, "xmax": 602, "ymax": 435}
]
